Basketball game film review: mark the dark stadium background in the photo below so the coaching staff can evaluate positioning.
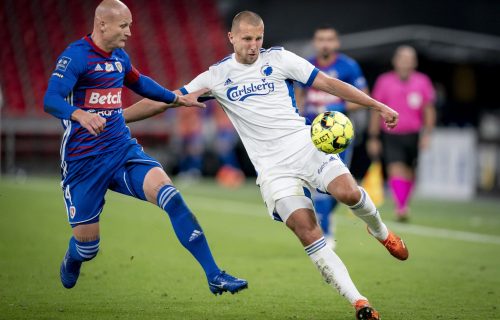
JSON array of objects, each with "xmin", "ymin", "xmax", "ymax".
[{"xmin": 0, "ymin": 0, "xmax": 499, "ymax": 196}]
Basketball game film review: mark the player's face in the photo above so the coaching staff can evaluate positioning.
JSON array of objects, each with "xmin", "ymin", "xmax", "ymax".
[
  {"xmin": 313, "ymin": 29, "xmax": 340, "ymax": 59},
  {"xmin": 229, "ymin": 22, "xmax": 264, "ymax": 64},
  {"xmin": 102, "ymin": 8, "xmax": 132, "ymax": 50}
]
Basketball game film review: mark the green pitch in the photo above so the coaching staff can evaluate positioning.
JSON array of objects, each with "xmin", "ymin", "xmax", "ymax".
[{"xmin": 1, "ymin": 177, "xmax": 499, "ymax": 319}]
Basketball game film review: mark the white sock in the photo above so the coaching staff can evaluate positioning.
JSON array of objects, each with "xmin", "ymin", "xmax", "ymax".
[
  {"xmin": 306, "ymin": 237, "xmax": 366, "ymax": 304},
  {"xmin": 349, "ymin": 187, "xmax": 389, "ymax": 241}
]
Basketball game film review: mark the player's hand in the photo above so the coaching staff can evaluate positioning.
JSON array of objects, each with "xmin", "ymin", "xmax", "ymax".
[
  {"xmin": 71, "ymin": 109, "xmax": 106, "ymax": 136},
  {"xmin": 172, "ymin": 93, "xmax": 206, "ymax": 109},
  {"xmin": 379, "ymin": 104, "xmax": 399, "ymax": 129}
]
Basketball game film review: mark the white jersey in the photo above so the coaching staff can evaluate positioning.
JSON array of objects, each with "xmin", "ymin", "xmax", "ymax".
[{"xmin": 182, "ymin": 47, "xmax": 319, "ymax": 181}]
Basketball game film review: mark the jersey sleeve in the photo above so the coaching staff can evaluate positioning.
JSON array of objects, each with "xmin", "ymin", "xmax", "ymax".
[
  {"xmin": 44, "ymin": 46, "xmax": 85, "ymax": 119},
  {"xmin": 180, "ymin": 71, "xmax": 212, "ymax": 94},
  {"xmin": 48, "ymin": 47, "xmax": 85, "ymax": 91},
  {"xmin": 119, "ymin": 49, "xmax": 140, "ymax": 84},
  {"xmin": 280, "ymin": 50, "xmax": 319, "ymax": 86}
]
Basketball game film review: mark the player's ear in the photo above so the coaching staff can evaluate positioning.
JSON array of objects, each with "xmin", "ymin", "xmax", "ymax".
[
  {"xmin": 228, "ymin": 32, "xmax": 234, "ymax": 44},
  {"xmin": 99, "ymin": 20, "xmax": 106, "ymax": 33}
]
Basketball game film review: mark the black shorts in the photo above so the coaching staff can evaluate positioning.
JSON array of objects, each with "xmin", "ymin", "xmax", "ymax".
[{"xmin": 382, "ymin": 132, "xmax": 420, "ymax": 167}]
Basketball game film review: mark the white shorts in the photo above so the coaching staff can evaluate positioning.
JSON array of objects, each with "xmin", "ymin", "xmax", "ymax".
[{"xmin": 257, "ymin": 142, "xmax": 350, "ymax": 221}]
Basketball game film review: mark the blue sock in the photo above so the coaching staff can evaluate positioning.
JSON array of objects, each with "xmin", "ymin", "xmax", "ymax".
[
  {"xmin": 68, "ymin": 237, "xmax": 100, "ymax": 262},
  {"xmin": 315, "ymin": 197, "xmax": 338, "ymax": 236},
  {"xmin": 157, "ymin": 185, "xmax": 220, "ymax": 279}
]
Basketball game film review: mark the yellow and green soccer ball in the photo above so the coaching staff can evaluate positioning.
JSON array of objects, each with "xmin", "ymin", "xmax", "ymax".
[{"xmin": 310, "ymin": 111, "xmax": 354, "ymax": 154}]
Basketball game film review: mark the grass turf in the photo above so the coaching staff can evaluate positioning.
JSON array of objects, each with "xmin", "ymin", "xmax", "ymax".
[{"xmin": 1, "ymin": 177, "xmax": 499, "ymax": 319}]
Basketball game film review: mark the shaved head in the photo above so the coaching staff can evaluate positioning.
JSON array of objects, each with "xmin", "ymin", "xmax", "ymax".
[
  {"xmin": 231, "ymin": 11, "xmax": 263, "ymax": 33},
  {"xmin": 91, "ymin": 0, "xmax": 132, "ymax": 52},
  {"xmin": 95, "ymin": 0, "xmax": 130, "ymax": 24}
]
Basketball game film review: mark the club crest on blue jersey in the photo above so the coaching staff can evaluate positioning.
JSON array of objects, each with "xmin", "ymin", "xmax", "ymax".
[
  {"xmin": 105, "ymin": 62, "xmax": 115, "ymax": 72},
  {"xmin": 115, "ymin": 61, "xmax": 123, "ymax": 73},
  {"xmin": 261, "ymin": 64, "xmax": 273, "ymax": 76},
  {"xmin": 56, "ymin": 57, "xmax": 71, "ymax": 71}
]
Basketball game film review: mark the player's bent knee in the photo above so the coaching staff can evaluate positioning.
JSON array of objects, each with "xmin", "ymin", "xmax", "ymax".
[
  {"xmin": 335, "ymin": 185, "xmax": 361, "ymax": 206},
  {"xmin": 143, "ymin": 167, "xmax": 173, "ymax": 203}
]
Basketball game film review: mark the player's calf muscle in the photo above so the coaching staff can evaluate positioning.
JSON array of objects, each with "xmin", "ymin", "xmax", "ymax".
[{"xmin": 286, "ymin": 210, "xmax": 323, "ymax": 246}]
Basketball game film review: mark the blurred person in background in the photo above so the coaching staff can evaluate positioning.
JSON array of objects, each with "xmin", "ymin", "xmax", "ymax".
[
  {"xmin": 175, "ymin": 106, "xmax": 205, "ymax": 180},
  {"xmin": 296, "ymin": 25, "xmax": 369, "ymax": 249},
  {"xmin": 174, "ymin": 99, "xmax": 244, "ymax": 188},
  {"xmin": 212, "ymin": 102, "xmax": 245, "ymax": 188},
  {"xmin": 368, "ymin": 45, "xmax": 436, "ymax": 222}
]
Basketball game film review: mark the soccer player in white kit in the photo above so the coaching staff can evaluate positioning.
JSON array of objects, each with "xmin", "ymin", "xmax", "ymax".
[{"xmin": 124, "ymin": 11, "xmax": 408, "ymax": 320}]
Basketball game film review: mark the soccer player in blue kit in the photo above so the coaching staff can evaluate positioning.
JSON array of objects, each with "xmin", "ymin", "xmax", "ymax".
[
  {"xmin": 296, "ymin": 25, "xmax": 370, "ymax": 249},
  {"xmin": 43, "ymin": 0, "xmax": 247, "ymax": 295}
]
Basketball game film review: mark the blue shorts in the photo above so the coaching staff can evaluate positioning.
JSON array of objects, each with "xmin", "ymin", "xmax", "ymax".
[{"xmin": 61, "ymin": 141, "xmax": 162, "ymax": 227}]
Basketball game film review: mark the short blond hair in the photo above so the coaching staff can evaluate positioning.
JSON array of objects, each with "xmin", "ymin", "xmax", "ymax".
[{"xmin": 231, "ymin": 11, "xmax": 263, "ymax": 32}]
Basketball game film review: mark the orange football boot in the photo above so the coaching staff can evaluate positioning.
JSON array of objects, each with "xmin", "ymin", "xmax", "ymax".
[
  {"xmin": 369, "ymin": 228, "xmax": 409, "ymax": 261},
  {"xmin": 354, "ymin": 299, "xmax": 380, "ymax": 320}
]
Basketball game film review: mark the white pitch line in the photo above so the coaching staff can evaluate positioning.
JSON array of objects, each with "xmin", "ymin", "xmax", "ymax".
[
  {"xmin": 385, "ymin": 222, "xmax": 500, "ymax": 245},
  {"xmin": 5, "ymin": 181, "xmax": 499, "ymax": 246},
  {"xmin": 188, "ymin": 195, "xmax": 500, "ymax": 246}
]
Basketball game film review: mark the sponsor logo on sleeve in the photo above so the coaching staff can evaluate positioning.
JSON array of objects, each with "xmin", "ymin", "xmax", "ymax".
[{"xmin": 56, "ymin": 56, "xmax": 71, "ymax": 71}]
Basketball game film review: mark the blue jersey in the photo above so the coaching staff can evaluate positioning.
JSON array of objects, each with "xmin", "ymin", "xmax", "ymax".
[
  {"xmin": 303, "ymin": 53, "xmax": 367, "ymax": 122},
  {"xmin": 47, "ymin": 36, "xmax": 141, "ymax": 162}
]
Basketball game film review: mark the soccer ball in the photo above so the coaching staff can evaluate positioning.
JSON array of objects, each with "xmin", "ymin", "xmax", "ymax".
[{"xmin": 310, "ymin": 111, "xmax": 354, "ymax": 154}]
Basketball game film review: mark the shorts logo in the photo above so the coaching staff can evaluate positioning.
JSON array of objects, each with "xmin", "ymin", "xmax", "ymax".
[
  {"xmin": 115, "ymin": 61, "xmax": 123, "ymax": 73},
  {"xmin": 105, "ymin": 62, "xmax": 115, "ymax": 72},
  {"xmin": 94, "ymin": 64, "xmax": 103, "ymax": 71},
  {"xmin": 84, "ymin": 88, "xmax": 122, "ymax": 108},
  {"xmin": 317, "ymin": 156, "xmax": 337, "ymax": 174},
  {"xmin": 56, "ymin": 56, "xmax": 71, "ymax": 71},
  {"xmin": 69, "ymin": 206, "xmax": 76, "ymax": 219}
]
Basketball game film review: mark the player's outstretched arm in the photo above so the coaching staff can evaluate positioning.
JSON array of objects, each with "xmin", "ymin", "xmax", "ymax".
[
  {"xmin": 123, "ymin": 89, "xmax": 208, "ymax": 124},
  {"xmin": 312, "ymin": 72, "xmax": 399, "ymax": 129}
]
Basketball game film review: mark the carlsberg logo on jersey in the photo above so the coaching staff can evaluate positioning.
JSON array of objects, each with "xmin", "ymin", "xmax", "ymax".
[{"xmin": 227, "ymin": 79, "xmax": 275, "ymax": 101}]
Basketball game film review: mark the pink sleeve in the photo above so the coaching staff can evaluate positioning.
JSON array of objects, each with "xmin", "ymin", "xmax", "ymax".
[
  {"xmin": 422, "ymin": 74, "xmax": 435, "ymax": 105},
  {"xmin": 371, "ymin": 75, "xmax": 386, "ymax": 102}
]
